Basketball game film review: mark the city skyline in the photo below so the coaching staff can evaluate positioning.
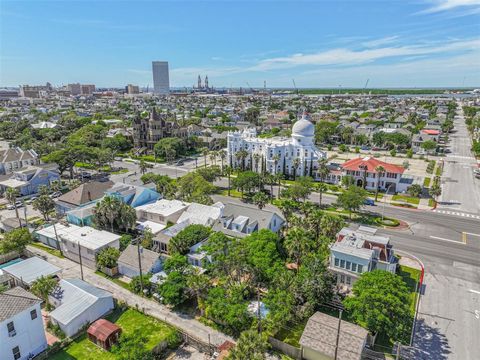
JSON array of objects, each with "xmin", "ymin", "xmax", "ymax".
[{"xmin": 1, "ymin": 0, "xmax": 480, "ymax": 88}]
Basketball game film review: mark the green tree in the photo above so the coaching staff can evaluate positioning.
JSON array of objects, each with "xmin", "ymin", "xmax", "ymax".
[
  {"xmin": 315, "ymin": 121, "xmax": 339, "ymax": 144},
  {"xmin": 31, "ymin": 275, "xmax": 57, "ymax": 310},
  {"xmin": 96, "ymin": 247, "xmax": 120, "ymax": 270},
  {"xmin": 408, "ymin": 184, "xmax": 422, "ymax": 198},
  {"xmin": 429, "ymin": 183, "xmax": 442, "ymax": 203},
  {"xmin": 252, "ymin": 192, "xmax": 269, "ymax": 210},
  {"xmin": 421, "ymin": 140, "xmax": 437, "ymax": 158},
  {"xmin": 337, "ymin": 186, "xmax": 368, "ymax": 219},
  {"xmin": 233, "ymin": 171, "xmax": 263, "ymax": 197},
  {"xmin": 284, "ymin": 227, "xmax": 314, "ymax": 266},
  {"xmin": 141, "ymin": 227, "xmax": 154, "ymax": 250},
  {"xmin": 263, "ymin": 288, "xmax": 295, "ymax": 332},
  {"xmin": 186, "ymin": 273, "xmax": 211, "ymax": 316},
  {"xmin": 33, "ymin": 195, "xmax": 55, "ymax": 221},
  {"xmin": 344, "ymin": 270, "xmax": 412, "ymax": 343},
  {"xmin": 119, "ymin": 234, "xmax": 132, "ymax": 251},
  {"xmin": 177, "ymin": 172, "xmax": 215, "ymax": 204},
  {"xmin": 158, "ymin": 271, "xmax": 189, "ymax": 306},
  {"xmin": 319, "ymin": 214, "xmax": 345, "ymax": 240},
  {"xmin": 154, "ymin": 137, "xmax": 186, "ymax": 160},
  {"xmin": 0, "ymin": 228, "xmax": 32, "ymax": 254},
  {"xmin": 169, "ymin": 224, "xmax": 210, "ymax": 255},
  {"xmin": 374, "ymin": 165, "xmax": 385, "ymax": 201},
  {"xmin": 139, "ymin": 159, "xmax": 148, "ymax": 175},
  {"xmin": 5, "ymin": 188, "xmax": 21, "ymax": 224},
  {"xmin": 129, "ymin": 274, "xmax": 152, "ymax": 295},
  {"xmin": 315, "ymin": 182, "xmax": 328, "ymax": 206},
  {"xmin": 228, "ymin": 329, "xmax": 269, "ymax": 360},
  {"xmin": 196, "ymin": 165, "xmax": 222, "ymax": 182}
]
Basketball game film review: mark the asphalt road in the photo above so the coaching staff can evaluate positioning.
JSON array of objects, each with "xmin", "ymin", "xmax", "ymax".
[{"xmin": 437, "ymin": 103, "xmax": 480, "ymax": 215}]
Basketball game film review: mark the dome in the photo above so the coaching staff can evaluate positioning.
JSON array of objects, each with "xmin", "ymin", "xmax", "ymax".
[{"xmin": 292, "ymin": 115, "xmax": 315, "ymax": 137}]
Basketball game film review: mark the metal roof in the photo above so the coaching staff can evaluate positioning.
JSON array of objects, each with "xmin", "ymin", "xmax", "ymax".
[{"xmin": 2, "ymin": 256, "xmax": 61, "ymax": 285}]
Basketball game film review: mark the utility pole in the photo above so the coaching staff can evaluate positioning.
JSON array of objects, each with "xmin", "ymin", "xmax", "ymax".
[
  {"xmin": 256, "ymin": 287, "xmax": 262, "ymax": 334},
  {"xmin": 137, "ymin": 235, "xmax": 144, "ymax": 295},
  {"xmin": 78, "ymin": 241, "xmax": 84, "ymax": 280},
  {"xmin": 23, "ymin": 202, "xmax": 28, "ymax": 228},
  {"xmin": 334, "ymin": 309, "xmax": 343, "ymax": 360},
  {"xmin": 52, "ymin": 215, "xmax": 62, "ymax": 255}
]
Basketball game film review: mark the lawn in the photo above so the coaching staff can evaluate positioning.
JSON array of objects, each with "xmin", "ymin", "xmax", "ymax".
[
  {"xmin": 95, "ymin": 271, "xmax": 131, "ymax": 291},
  {"xmin": 391, "ymin": 194, "xmax": 420, "ymax": 205},
  {"xmin": 50, "ymin": 308, "xmax": 179, "ymax": 360},
  {"xmin": 30, "ymin": 242, "xmax": 64, "ymax": 258},
  {"xmin": 274, "ymin": 321, "xmax": 306, "ymax": 347},
  {"xmin": 423, "ymin": 177, "xmax": 431, "ymax": 188}
]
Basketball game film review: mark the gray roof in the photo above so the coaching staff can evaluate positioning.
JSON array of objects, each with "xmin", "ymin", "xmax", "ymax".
[
  {"xmin": 2, "ymin": 256, "xmax": 61, "ymax": 285},
  {"xmin": 0, "ymin": 287, "xmax": 41, "ymax": 322},
  {"xmin": 300, "ymin": 312, "xmax": 368, "ymax": 360},
  {"xmin": 49, "ymin": 278, "xmax": 112, "ymax": 325},
  {"xmin": 57, "ymin": 181, "xmax": 114, "ymax": 206},
  {"xmin": 118, "ymin": 244, "xmax": 160, "ymax": 272}
]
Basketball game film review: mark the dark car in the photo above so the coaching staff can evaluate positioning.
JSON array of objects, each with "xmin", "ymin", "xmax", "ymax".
[{"xmin": 363, "ymin": 199, "xmax": 375, "ymax": 206}]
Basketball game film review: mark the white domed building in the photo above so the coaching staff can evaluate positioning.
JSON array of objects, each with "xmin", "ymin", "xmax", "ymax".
[{"xmin": 227, "ymin": 115, "xmax": 327, "ymax": 179}]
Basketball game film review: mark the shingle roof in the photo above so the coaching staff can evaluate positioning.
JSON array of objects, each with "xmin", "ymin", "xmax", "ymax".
[
  {"xmin": 118, "ymin": 244, "xmax": 160, "ymax": 271},
  {"xmin": 299, "ymin": 312, "xmax": 368, "ymax": 360},
  {"xmin": 57, "ymin": 181, "xmax": 114, "ymax": 206},
  {"xmin": 0, "ymin": 287, "xmax": 41, "ymax": 322}
]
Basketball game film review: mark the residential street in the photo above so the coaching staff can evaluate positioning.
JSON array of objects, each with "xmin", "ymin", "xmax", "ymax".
[
  {"xmin": 26, "ymin": 245, "xmax": 233, "ymax": 348},
  {"xmin": 437, "ymin": 102, "xmax": 480, "ymax": 214}
]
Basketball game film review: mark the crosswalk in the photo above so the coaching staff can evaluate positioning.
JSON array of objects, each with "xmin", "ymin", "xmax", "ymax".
[{"xmin": 433, "ymin": 209, "xmax": 480, "ymax": 220}]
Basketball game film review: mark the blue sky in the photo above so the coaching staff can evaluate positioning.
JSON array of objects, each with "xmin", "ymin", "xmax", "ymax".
[{"xmin": 1, "ymin": 0, "xmax": 479, "ymax": 88}]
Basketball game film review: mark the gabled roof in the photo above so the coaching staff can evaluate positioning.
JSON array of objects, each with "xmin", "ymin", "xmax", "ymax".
[
  {"xmin": 341, "ymin": 157, "xmax": 404, "ymax": 174},
  {"xmin": 2, "ymin": 256, "xmax": 61, "ymax": 285},
  {"xmin": 118, "ymin": 244, "xmax": 160, "ymax": 271},
  {"xmin": 87, "ymin": 319, "xmax": 121, "ymax": 342},
  {"xmin": 0, "ymin": 287, "xmax": 41, "ymax": 322},
  {"xmin": 50, "ymin": 278, "xmax": 112, "ymax": 325},
  {"xmin": 57, "ymin": 181, "xmax": 114, "ymax": 206}
]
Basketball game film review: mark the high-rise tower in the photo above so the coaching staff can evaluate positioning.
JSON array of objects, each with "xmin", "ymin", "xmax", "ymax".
[
  {"xmin": 152, "ymin": 61, "xmax": 170, "ymax": 95},
  {"xmin": 205, "ymin": 76, "xmax": 209, "ymax": 89}
]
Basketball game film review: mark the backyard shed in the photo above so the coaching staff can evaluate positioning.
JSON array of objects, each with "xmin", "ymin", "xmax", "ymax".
[{"xmin": 87, "ymin": 318, "xmax": 121, "ymax": 350}]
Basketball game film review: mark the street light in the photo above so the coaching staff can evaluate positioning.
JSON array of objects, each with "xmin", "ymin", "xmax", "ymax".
[{"xmin": 382, "ymin": 183, "xmax": 395, "ymax": 221}]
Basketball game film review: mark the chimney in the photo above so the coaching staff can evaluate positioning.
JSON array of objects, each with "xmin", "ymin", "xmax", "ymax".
[{"xmin": 87, "ymin": 191, "xmax": 92, "ymax": 202}]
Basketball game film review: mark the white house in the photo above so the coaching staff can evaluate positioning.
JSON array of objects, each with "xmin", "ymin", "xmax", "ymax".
[
  {"xmin": 49, "ymin": 278, "xmax": 114, "ymax": 337},
  {"xmin": 329, "ymin": 226, "xmax": 397, "ymax": 289},
  {"xmin": 135, "ymin": 199, "xmax": 189, "ymax": 225},
  {"xmin": 117, "ymin": 245, "xmax": 163, "ymax": 278},
  {"xmin": 2, "ymin": 257, "xmax": 61, "ymax": 288},
  {"xmin": 0, "ymin": 287, "xmax": 48, "ymax": 360},
  {"xmin": 35, "ymin": 224, "xmax": 120, "ymax": 269},
  {"xmin": 227, "ymin": 115, "xmax": 327, "ymax": 179}
]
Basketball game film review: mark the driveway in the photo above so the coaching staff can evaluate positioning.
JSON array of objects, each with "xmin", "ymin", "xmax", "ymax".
[
  {"xmin": 27, "ymin": 245, "xmax": 233, "ymax": 348},
  {"xmin": 437, "ymin": 102, "xmax": 480, "ymax": 214}
]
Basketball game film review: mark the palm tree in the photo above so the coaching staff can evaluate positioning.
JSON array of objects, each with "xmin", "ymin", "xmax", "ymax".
[
  {"xmin": 429, "ymin": 184, "xmax": 442, "ymax": 205},
  {"xmin": 317, "ymin": 158, "xmax": 330, "ymax": 183},
  {"xmin": 272, "ymin": 154, "xmax": 280, "ymax": 175},
  {"xmin": 5, "ymin": 188, "xmax": 21, "ymax": 226},
  {"xmin": 139, "ymin": 159, "xmax": 148, "ymax": 175},
  {"xmin": 374, "ymin": 165, "xmax": 385, "ymax": 201},
  {"xmin": 120, "ymin": 204, "xmax": 137, "ymax": 232},
  {"xmin": 252, "ymin": 192, "xmax": 269, "ymax": 210},
  {"xmin": 201, "ymin": 147, "xmax": 209, "ymax": 168},
  {"xmin": 316, "ymin": 182, "xmax": 328, "ymax": 206},
  {"xmin": 236, "ymin": 150, "xmax": 249, "ymax": 170},
  {"xmin": 284, "ymin": 227, "xmax": 312, "ymax": 267},
  {"xmin": 292, "ymin": 158, "xmax": 300, "ymax": 180},
  {"xmin": 96, "ymin": 196, "xmax": 118, "ymax": 233},
  {"xmin": 31, "ymin": 275, "xmax": 57, "ymax": 310},
  {"xmin": 225, "ymin": 166, "xmax": 233, "ymax": 196},
  {"xmin": 209, "ymin": 151, "xmax": 217, "ymax": 166},
  {"xmin": 218, "ymin": 149, "xmax": 227, "ymax": 174},
  {"xmin": 228, "ymin": 330, "xmax": 269, "ymax": 360},
  {"xmin": 253, "ymin": 153, "xmax": 261, "ymax": 174}
]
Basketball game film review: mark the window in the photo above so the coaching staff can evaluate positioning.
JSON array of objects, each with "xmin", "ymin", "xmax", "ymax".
[
  {"xmin": 7, "ymin": 321, "xmax": 15, "ymax": 336},
  {"xmin": 358, "ymin": 264, "xmax": 363, "ymax": 273},
  {"xmin": 346, "ymin": 261, "xmax": 351, "ymax": 270},
  {"xmin": 352, "ymin": 263, "xmax": 357, "ymax": 272},
  {"xmin": 12, "ymin": 346, "xmax": 20, "ymax": 360},
  {"xmin": 30, "ymin": 309, "xmax": 37, "ymax": 320},
  {"xmin": 340, "ymin": 259, "xmax": 345, "ymax": 268},
  {"xmin": 340, "ymin": 275, "xmax": 345, "ymax": 283},
  {"xmin": 334, "ymin": 258, "xmax": 339, "ymax": 267},
  {"xmin": 346, "ymin": 276, "xmax": 351, "ymax": 285}
]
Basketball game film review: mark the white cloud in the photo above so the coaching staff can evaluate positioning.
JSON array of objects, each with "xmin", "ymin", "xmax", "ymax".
[
  {"xmin": 420, "ymin": 0, "xmax": 480, "ymax": 13},
  {"xmin": 362, "ymin": 36, "xmax": 400, "ymax": 48}
]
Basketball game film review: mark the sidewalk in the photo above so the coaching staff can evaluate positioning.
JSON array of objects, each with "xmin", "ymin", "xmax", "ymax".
[{"xmin": 27, "ymin": 245, "xmax": 234, "ymax": 347}]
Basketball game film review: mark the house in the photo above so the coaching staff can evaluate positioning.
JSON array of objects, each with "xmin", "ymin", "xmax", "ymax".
[
  {"xmin": 2, "ymin": 257, "xmax": 61, "ymax": 288},
  {"xmin": 176, "ymin": 202, "xmax": 224, "ymax": 226},
  {"xmin": 329, "ymin": 226, "xmax": 397, "ymax": 289},
  {"xmin": 0, "ymin": 287, "xmax": 48, "ymax": 360},
  {"xmin": 0, "ymin": 166, "xmax": 60, "ymax": 196},
  {"xmin": 212, "ymin": 203, "xmax": 284, "ymax": 238},
  {"xmin": 412, "ymin": 129, "xmax": 440, "ymax": 153},
  {"xmin": 299, "ymin": 311, "xmax": 368, "ymax": 360},
  {"xmin": 153, "ymin": 220, "xmax": 191, "ymax": 253},
  {"xmin": 55, "ymin": 181, "xmax": 114, "ymax": 215},
  {"xmin": 340, "ymin": 156, "xmax": 407, "ymax": 193},
  {"xmin": 49, "ymin": 278, "xmax": 114, "ymax": 337},
  {"xmin": 34, "ymin": 224, "xmax": 120, "ymax": 269},
  {"xmin": 105, "ymin": 183, "xmax": 160, "ymax": 208},
  {"xmin": 135, "ymin": 199, "xmax": 189, "ymax": 225},
  {"xmin": 0, "ymin": 147, "xmax": 40, "ymax": 175},
  {"xmin": 117, "ymin": 244, "xmax": 163, "ymax": 278}
]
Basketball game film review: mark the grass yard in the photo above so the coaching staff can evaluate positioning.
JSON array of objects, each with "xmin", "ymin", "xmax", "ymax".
[
  {"xmin": 50, "ymin": 308, "xmax": 179, "ymax": 360},
  {"xmin": 391, "ymin": 195, "xmax": 420, "ymax": 205},
  {"xmin": 30, "ymin": 242, "xmax": 64, "ymax": 258},
  {"xmin": 274, "ymin": 321, "xmax": 306, "ymax": 348},
  {"xmin": 95, "ymin": 271, "xmax": 130, "ymax": 291},
  {"xmin": 398, "ymin": 265, "xmax": 421, "ymax": 315},
  {"xmin": 423, "ymin": 177, "xmax": 431, "ymax": 188}
]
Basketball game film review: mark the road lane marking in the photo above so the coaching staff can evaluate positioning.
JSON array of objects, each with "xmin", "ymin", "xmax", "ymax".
[
  {"xmin": 429, "ymin": 235, "xmax": 465, "ymax": 244},
  {"xmin": 464, "ymin": 232, "xmax": 480, "ymax": 237},
  {"xmin": 462, "ymin": 232, "xmax": 467, "ymax": 244},
  {"xmin": 469, "ymin": 289, "xmax": 480, "ymax": 295}
]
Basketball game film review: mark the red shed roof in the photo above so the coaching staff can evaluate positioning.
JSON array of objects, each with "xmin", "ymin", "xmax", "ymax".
[
  {"xmin": 341, "ymin": 157, "xmax": 405, "ymax": 174},
  {"xmin": 87, "ymin": 319, "xmax": 121, "ymax": 342},
  {"xmin": 421, "ymin": 129, "xmax": 440, "ymax": 135}
]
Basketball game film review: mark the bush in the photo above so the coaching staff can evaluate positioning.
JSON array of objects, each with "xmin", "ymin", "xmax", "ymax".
[
  {"xmin": 47, "ymin": 320, "xmax": 66, "ymax": 339},
  {"xmin": 375, "ymin": 217, "xmax": 400, "ymax": 227}
]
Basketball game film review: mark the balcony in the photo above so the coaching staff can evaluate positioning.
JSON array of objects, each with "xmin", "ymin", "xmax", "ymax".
[{"xmin": 8, "ymin": 330, "xmax": 16, "ymax": 337}]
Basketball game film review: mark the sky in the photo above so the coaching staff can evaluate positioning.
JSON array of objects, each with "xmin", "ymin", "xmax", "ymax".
[{"xmin": 1, "ymin": 0, "xmax": 480, "ymax": 88}]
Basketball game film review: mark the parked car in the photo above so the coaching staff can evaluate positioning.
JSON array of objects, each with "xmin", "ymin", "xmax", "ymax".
[
  {"xmin": 175, "ymin": 160, "xmax": 185, "ymax": 166},
  {"xmin": 26, "ymin": 196, "xmax": 37, "ymax": 204},
  {"xmin": 363, "ymin": 199, "xmax": 375, "ymax": 206},
  {"xmin": 49, "ymin": 191, "xmax": 62, "ymax": 198}
]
